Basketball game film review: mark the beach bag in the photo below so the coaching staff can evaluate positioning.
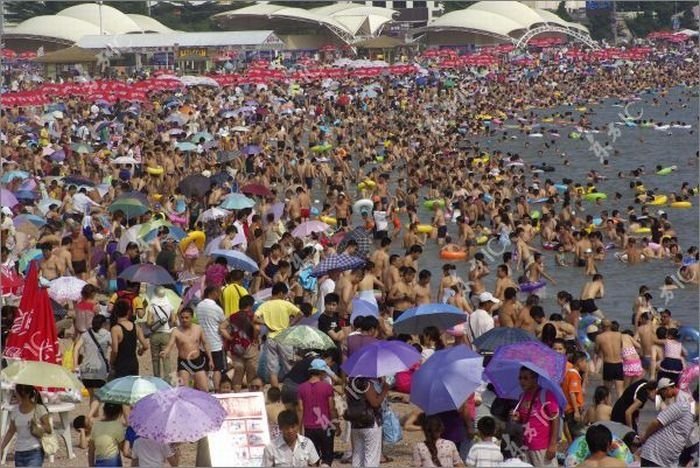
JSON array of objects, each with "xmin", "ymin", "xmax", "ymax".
[
  {"xmin": 381, "ymin": 405, "xmax": 402, "ymax": 444},
  {"xmin": 344, "ymin": 378, "xmax": 378, "ymax": 429},
  {"xmin": 31, "ymin": 406, "xmax": 59, "ymax": 456}
]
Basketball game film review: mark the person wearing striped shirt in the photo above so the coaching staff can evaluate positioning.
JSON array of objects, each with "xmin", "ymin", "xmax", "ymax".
[{"xmin": 466, "ymin": 416, "xmax": 504, "ymax": 468}]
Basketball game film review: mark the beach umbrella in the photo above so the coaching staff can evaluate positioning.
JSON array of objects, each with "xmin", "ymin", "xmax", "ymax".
[
  {"xmin": 63, "ymin": 176, "xmax": 95, "ymax": 187},
  {"xmin": 311, "ymin": 254, "xmax": 366, "ymax": 277},
  {"xmin": 14, "ymin": 190, "xmax": 38, "ymax": 201},
  {"xmin": 240, "ymin": 183, "xmax": 272, "ymax": 198},
  {"xmin": 13, "ymin": 214, "xmax": 45, "ymax": 228},
  {"xmin": 341, "ymin": 340, "xmax": 421, "ymax": 378},
  {"xmin": 96, "ymin": 376, "xmax": 172, "ymax": 405},
  {"xmin": 292, "ymin": 220, "xmax": 330, "ymax": 238},
  {"xmin": 393, "ymin": 303, "xmax": 467, "ymax": 335},
  {"xmin": 0, "ymin": 189, "xmax": 19, "ymax": 208},
  {"xmin": 176, "ymin": 141, "xmax": 197, "ymax": 152},
  {"xmin": 241, "ymin": 145, "xmax": 261, "ymax": 155},
  {"xmin": 108, "ymin": 198, "xmax": 149, "ymax": 219},
  {"xmin": 274, "ymin": 325, "xmax": 336, "ymax": 350},
  {"xmin": 190, "ymin": 131, "xmax": 214, "ymax": 143},
  {"xmin": 49, "ymin": 150, "xmax": 66, "ymax": 162},
  {"xmin": 18, "ymin": 249, "xmax": 43, "ymax": 273},
  {"xmin": 119, "ymin": 264, "xmax": 175, "ymax": 285},
  {"xmin": 111, "ymin": 156, "xmax": 139, "ymax": 165},
  {"xmin": 1, "ymin": 268, "xmax": 24, "ymax": 296},
  {"xmin": 216, "ymin": 150, "xmax": 241, "ymax": 164},
  {"xmin": 137, "ymin": 218, "xmax": 174, "ymax": 238},
  {"xmin": 264, "ymin": 202, "xmax": 285, "ymax": 222},
  {"xmin": 71, "ymin": 143, "xmax": 93, "ymax": 154},
  {"xmin": 338, "ymin": 227, "xmax": 372, "ymax": 258},
  {"xmin": 165, "ymin": 114, "xmax": 187, "ymax": 125},
  {"xmin": 219, "ymin": 193, "xmax": 255, "ymax": 210},
  {"xmin": 1, "ymin": 361, "xmax": 83, "ymax": 391},
  {"xmin": 410, "ymin": 346, "xmax": 484, "ymax": 415},
  {"xmin": 473, "ymin": 327, "xmax": 537, "ymax": 354},
  {"xmin": 349, "ymin": 298, "xmax": 379, "ymax": 324},
  {"xmin": 209, "ymin": 249, "xmax": 258, "ymax": 272},
  {"xmin": 129, "ymin": 387, "xmax": 226, "ymax": 443},
  {"xmin": 198, "ymin": 207, "xmax": 230, "ymax": 223},
  {"xmin": 48, "ymin": 277, "xmax": 87, "ymax": 303},
  {"xmin": 484, "ymin": 340, "xmax": 567, "ymax": 410},
  {"xmin": 1, "ymin": 170, "xmax": 29, "ymax": 184},
  {"xmin": 178, "ymin": 174, "xmax": 212, "ymax": 198},
  {"xmin": 3, "ymin": 262, "xmax": 61, "ymax": 364}
]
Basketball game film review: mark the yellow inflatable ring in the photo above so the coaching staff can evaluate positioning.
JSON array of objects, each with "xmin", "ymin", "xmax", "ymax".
[
  {"xmin": 670, "ymin": 201, "xmax": 692, "ymax": 208},
  {"xmin": 180, "ymin": 230, "xmax": 206, "ymax": 251},
  {"xmin": 146, "ymin": 166, "xmax": 164, "ymax": 176},
  {"xmin": 633, "ymin": 227, "xmax": 651, "ymax": 235},
  {"xmin": 646, "ymin": 195, "xmax": 668, "ymax": 206},
  {"xmin": 320, "ymin": 216, "xmax": 337, "ymax": 226},
  {"xmin": 416, "ymin": 224, "xmax": 433, "ymax": 234},
  {"xmin": 476, "ymin": 235, "xmax": 488, "ymax": 245},
  {"xmin": 440, "ymin": 250, "xmax": 467, "ymax": 260}
]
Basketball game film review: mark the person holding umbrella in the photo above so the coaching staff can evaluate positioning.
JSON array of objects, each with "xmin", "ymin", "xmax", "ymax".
[{"xmin": 511, "ymin": 367, "xmax": 561, "ymax": 467}]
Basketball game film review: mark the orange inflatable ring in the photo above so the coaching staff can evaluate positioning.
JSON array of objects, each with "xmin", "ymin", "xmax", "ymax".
[{"xmin": 440, "ymin": 250, "xmax": 467, "ymax": 260}]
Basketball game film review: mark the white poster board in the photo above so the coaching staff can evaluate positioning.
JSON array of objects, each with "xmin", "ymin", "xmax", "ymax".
[{"xmin": 201, "ymin": 392, "xmax": 271, "ymax": 467}]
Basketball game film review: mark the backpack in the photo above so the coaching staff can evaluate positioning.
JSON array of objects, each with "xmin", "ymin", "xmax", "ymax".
[{"xmin": 344, "ymin": 378, "xmax": 379, "ymax": 429}]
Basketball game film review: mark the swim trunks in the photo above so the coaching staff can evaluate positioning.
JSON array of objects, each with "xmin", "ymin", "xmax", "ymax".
[
  {"xmin": 602, "ymin": 362, "xmax": 624, "ymax": 382},
  {"xmin": 177, "ymin": 353, "xmax": 207, "ymax": 374},
  {"xmin": 581, "ymin": 298, "xmax": 597, "ymax": 314}
]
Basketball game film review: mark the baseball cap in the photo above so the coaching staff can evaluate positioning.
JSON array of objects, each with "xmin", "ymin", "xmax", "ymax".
[
  {"xmin": 309, "ymin": 359, "xmax": 336, "ymax": 377},
  {"xmin": 657, "ymin": 377, "xmax": 675, "ymax": 390},
  {"xmin": 478, "ymin": 292, "xmax": 501, "ymax": 305}
]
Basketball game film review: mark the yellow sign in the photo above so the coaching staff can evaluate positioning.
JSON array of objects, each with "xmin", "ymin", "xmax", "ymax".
[{"xmin": 177, "ymin": 48, "xmax": 208, "ymax": 59}]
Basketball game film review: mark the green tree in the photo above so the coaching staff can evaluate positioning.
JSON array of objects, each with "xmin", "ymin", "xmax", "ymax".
[
  {"xmin": 555, "ymin": 1, "xmax": 573, "ymax": 22},
  {"xmin": 586, "ymin": 8, "xmax": 613, "ymax": 40},
  {"xmin": 679, "ymin": 8, "xmax": 697, "ymax": 29}
]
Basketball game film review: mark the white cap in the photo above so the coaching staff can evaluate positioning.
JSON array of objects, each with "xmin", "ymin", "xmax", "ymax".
[
  {"xmin": 478, "ymin": 292, "xmax": 501, "ymax": 304},
  {"xmin": 657, "ymin": 377, "xmax": 675, "ymax": 390}
]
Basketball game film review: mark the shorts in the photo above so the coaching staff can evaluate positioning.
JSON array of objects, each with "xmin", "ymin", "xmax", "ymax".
[
  {"xmin": 577, "ymin": 258, "xmax": 586, "ymax": 267},
  {"xmin": 210, "ymin": 350, "xmax": 227, "ymax": 373},
  {"xmin": 581, "ymin": 298, "xmax": 597, "ymax": 314},
  {"xmin": 81, "ymin": 378, "xmax": 107, "ymax": 389},
  {"xmin": 178, "ymin": 353, "xmax": 207, "ymax": 374},
  {"xmin": 72, "ymin": 260, "xmax": 87, "ymax": 274},
  {"xmin": 373, "ymin": 230, "xmax": 387, "ymax": 240},
  {"xmin": 641, "ymin": 356, "xmax": 652, "ymax": 369},
  {"xmin": 564, "ymin": 412, "xmax": 586, "ymax": 439},
  {"xmin": 437, "ymin": 225, "xmax": 448, "ymax": 238},
  {"xmin": 337, "ymin": 218, "xmax": 348, "ymax": 228},
  {"xmin": 264, "ymin": 339, "xmax": 294, "ymax": 380},
  {"xmin": 304, "ymin": 177, "xmax": 314, "ymax": 189},
  {"xmin": 602, "ymin": 362, "xmax": 624, "ymax": 382},
  {"xmin": 300, "ymin": 208, "xmax": 310, "ymax": 219}
]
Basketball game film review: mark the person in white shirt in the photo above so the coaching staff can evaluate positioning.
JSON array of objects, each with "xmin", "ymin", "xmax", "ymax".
[
  {"xmin": 263, "ymin": 410, "xmax": 319, "ymax": 467},
  {"xmin": 195, "ymin": 286, "xmax": 226, "ymax": 391},
  {"xmin": 468, "ymin": 292, "xmax": 498, "ymax": 344},
  {"xmin": 148, "ymin": 287, "xmax": 176, "ymax": 382},
  {"xmin": 72, "ymin": 187, "xmax": 101, "ymax": 215},
  {"xmin": 316, "ymin": 273, "xmax": 337, "ymax": 315},
  {"xmin": 131, "ymin": 437, "xmax": 179, "ymax": 467}
]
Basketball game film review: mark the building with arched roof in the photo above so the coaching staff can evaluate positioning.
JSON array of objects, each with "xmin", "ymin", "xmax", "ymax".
[{"xmin": 412, "ymin": 1, "xmax": 591, "ymax": 47}]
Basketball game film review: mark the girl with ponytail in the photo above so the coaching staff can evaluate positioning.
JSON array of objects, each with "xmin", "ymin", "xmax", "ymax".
[{"xmin": 413, "ymin": 415, "xmax": 464, "ymax": 467}]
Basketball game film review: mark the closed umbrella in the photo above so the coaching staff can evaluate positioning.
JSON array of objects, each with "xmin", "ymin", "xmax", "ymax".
[
  {"xmin": 292, "ymin": 220, "xmax": 330, "ymax": 238},
  {"xmin": 393, "ymin": 303, "xmax": 467, "ymax": 335},
  {"xmin": 410, "ymin": 346, "xmax": 484, "ymax": 414},
  {"xmin": 119, "ymin": 264, "xmax": 175, "ymax": 285},
  {"xmin": 129, "ymin": 387, "xmax": 226, "ymax": 443},
  {"xmin": 472, "ymin": 327, "xmax": 537, "ymax": 354},
  {"xmin": 209, "ymin": 249, "xmax": 258, "ymax": 272},
  {"xmin": 274, "ymin": 325, "xmax": 336, "ymax": 350},
  {"xmin": 311, "ymin": 254, "xmax": 365, "ymax": 277},
  {"xmin": 341, "ymin": 340, "xmax": 420, "ymax": 378},
  {"xmin": 96, "ymin": 376, "xmax": 172, "ymax": 405}
]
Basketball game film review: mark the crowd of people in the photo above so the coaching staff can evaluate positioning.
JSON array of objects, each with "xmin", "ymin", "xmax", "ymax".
[{"xmin": 0, "ymin": 38, "xmax": 698, "ymax": 467}]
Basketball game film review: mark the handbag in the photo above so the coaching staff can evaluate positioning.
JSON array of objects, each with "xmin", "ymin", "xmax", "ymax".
[
  {"xmin": 149, "ymin": 305, "xmax": 169, "ymax": 334},
  {"xmin": 381, "ymin": 404, "xmax": 402, "ymax": 445},
  {"xmin": 31, "ymin": 406, "xmax": 59, "ymax": 456}
]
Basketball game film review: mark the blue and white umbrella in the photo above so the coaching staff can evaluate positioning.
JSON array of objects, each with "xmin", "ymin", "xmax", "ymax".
[
  {"xmin": 176, "ymin": 141, "xmax": 197, "ymax": 152},
  {"xmin": 311, "ymin": 254, "xmax": 365, "ymax": 277},
  {"xmin": 219, "ymin": 193, "xmax": 255, "ymax": 210},
  {"xmin": 209, "ymin": 249, "xmax": 259, "ymax": 273},
  {"xmin": 393, "ymin": 303, "xmax": 467, "ymax": 335}
]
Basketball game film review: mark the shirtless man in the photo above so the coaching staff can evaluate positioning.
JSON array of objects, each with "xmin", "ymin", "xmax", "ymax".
[
  {"xmin": 468, "ymin": 253, "xmax": 489, "ymax": 302},
  {"xmin": 357, "ymin": 261, "xmax": 385, "ymax": 303},
  {"xmin": 334, "ymin": 193, "xmax": 351, "ymax": 228},
  {"xmin": 634, "ymin": 312, "xmax": 656, "ymax": 375},
  {"xmin": 161, "ymin": 307, "xmax": 214, "ymax": 392},
  {"xmin": 402, "ymin": 244, "xmax": 423, "ymax": 270},
  {"xmin": 370, "ymin": 237, "xmax": 391, "ymax": 283},
  {"xmin": 494, "ymin": 264, "xmax": 517, "ymax": 301},
  {"xmin": 40, "ymin": 244, "xmax": 62, "ymax": 280},
  {"xmin": 336, "ymin": 268, "xmax": 364, "ymax": 318},
  {"xmin": 595, "ymin": 320, "xmax": 624, "ymax": 399},
  {"xmin": 625, "ymin": 238, "xmax": 644, "ymax": 264},
  {"xmin": 514, "ymin": 228, "xmax": 540, "ymax": 271},
  {"xmin": 56, "ymin": 237, "xmax": 75, "ymax": 277},
  {"xmin": 578, "ymin": 424, "xmax": 626, "ymax": 467},
  {"xmin": 581, "ymin": 274, "xmax": 605, "ymax": 318},
  {"xmin": 69, "ymin": 225, "xmax": 90, "ymax": 280},
  {"xmin": 432, "ymin": 204, "xmax": 447, "ymax": 246},
  {"xmin": 499, "ymin": 287, "xmax": 520, "ymax": 328},
  {"xmin": 517, "ymin": 295, "xmax": 539, "ymax": 334},
  {"xmin": 388, "ymin": 266, "xmax": 417, "ymax": 321},
  {"xmin": 527, "ymin": 253, "xmax": 557, "ymax": 286},
  {"xmin": 296, "ymin": 186, "xmax": 311, "ymax": 222},
  {"xmin": 414, "ymin": 270, "xmax": 432, "ymax": 305}
]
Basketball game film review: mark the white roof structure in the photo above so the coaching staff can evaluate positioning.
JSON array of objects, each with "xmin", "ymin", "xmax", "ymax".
[
  {"xmin": 310, "ymin": 4, "xmax": 397, "ymax": 36},
  {"xmin": 4, "ymin": 15, "xmax": 102, "ymax": 44},
  {"xmin": 4, "ymin": 3, "xmax": 173, "ymax": 45},
  {"xmin": 126, "ymin": 14, "xmax": 175, "ymax": 33},
  {"xmin": 417, "ymin": 1, "xmax": 591, "ymax": 42},
  {"xmin": 78, "ymin": 31, "xmax": 284, "ymax": 50},
  {"xmin": 57, "ymin": 4, "xmax": 143, "ymax": 34}
]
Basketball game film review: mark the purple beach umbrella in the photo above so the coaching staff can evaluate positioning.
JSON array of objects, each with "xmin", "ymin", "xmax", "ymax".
[{"xmin": 341, "ymin": 340, "xmax": 420, "ymax": 378}]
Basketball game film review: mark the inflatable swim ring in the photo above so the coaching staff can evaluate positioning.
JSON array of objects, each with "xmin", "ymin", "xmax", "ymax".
[
  {"xmin": 576, "ymin": 106, "xmax": 588, "ymax": 112},
  {"xmin": 482, "ymin": 193, "xmax": 494, "ymax": 203},
  {"xmin": 633, "ymin": 227, "xmax": 651, "ymax": 235},
  {"xmin": 423, "ymin": 199, "xmax": 446, "ymax": 210},
  {"xmin": 583, "ymin": 193, "xmax": 607, "ymax": 202},
  {"xmin": 416, "ymin": 224, "xmax": 433, "ymax": 234},
  {"xmin": 440, "ymin": 250, "xmax": 467, "ymax": 260},
  {"xmin": 353, "ymin": 199, "xmax": 373, "ymax": 214},
  {"xmin": 679, "ymin": 364, "xmax": 700, "ymax": 392},
  {"xmin": 656, "ymin": 166, "xmax": 677, "ymax": 175},
  {"xmin": 357, "ymin": 180, "xmax": 377, "ymax": 191},
  {"xmin": 564, "ymin": 435, "xmax": 633, "ymax": 468},
  {"xmin": 519, "ymin": 280, "xmax": 546, "ymax": 293},
  {"xmin": 635, "ymin": 185, "xmax": 646, "ymax": 193},
  {"xmin": 530, "ymin": 210, "xmax": 541, "ymax": 220},
  {"xmin": 375, "ymin": 156, "xmax": 384, "ymax": 163},
  {"xmin": 646, "ymin": 195, "xmax": 668, "ymax": 206},
  {"xmin": 476, "ymin": 236, "xmax": 488, "ymax": 246},
  {"xmin": 180, "ymin": 230, "xmax": 206, "ymax": 251},
  {"xmin": 320, "ymin": 216, "xmax": 337, "ymax": 226},
  {"xmin": 555, "ymin": 184, "xmax": 568, "ymax": 193},
  {"xmin": 578, "ymin": 315, "xmax": 601, "ymax": 353},
  {"xmin": 529, "ymin": 197, "xmax": 549, "ymax": 204},
  {"xmin": 568, "ymin": 132, "xmax": 582, "ymax": 139},
  {"xmin": 533, "ymin": 165, "xmax": 555, "ymax": 172},
  {"xmin": 146, "ymin": 166, "xmax": 164, "ymax": 176},
  {"xmin": 671, "ymin": 201, "xmax": 692, "ymax": 208},
  {"xmin": 168, "ymin": 213, "xmax": 187, "ymax": 226},
  {"xmin": 679, "ymin": 326, "xmax": 700, "ymax": 362}
]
